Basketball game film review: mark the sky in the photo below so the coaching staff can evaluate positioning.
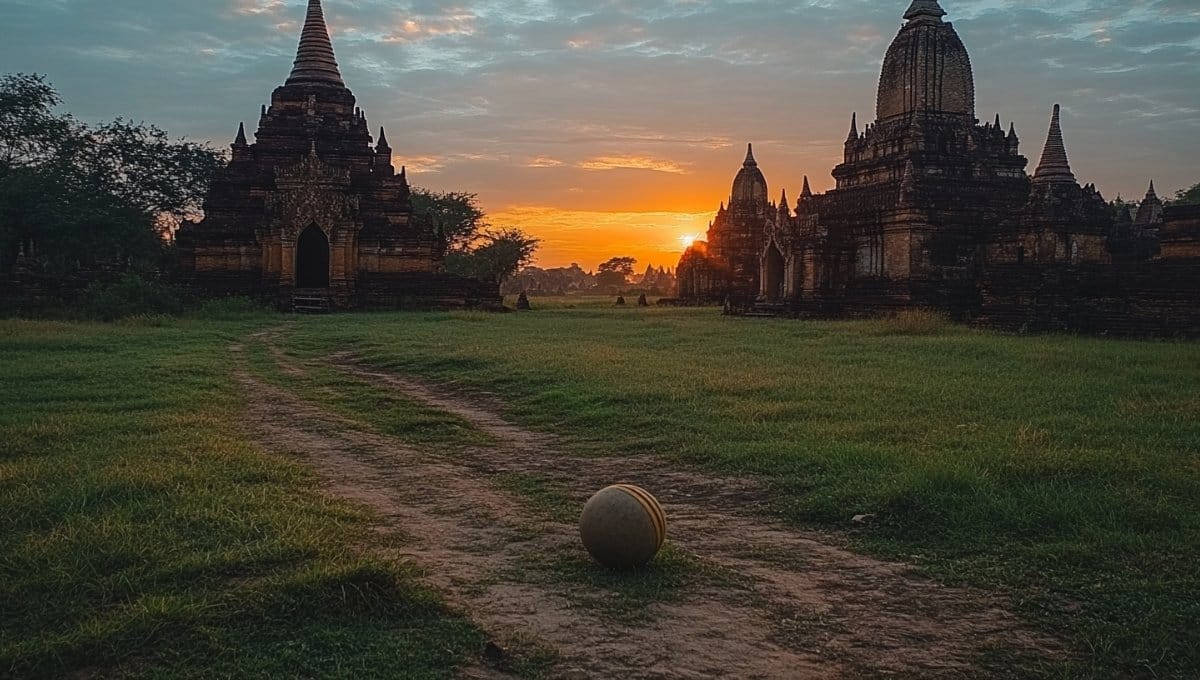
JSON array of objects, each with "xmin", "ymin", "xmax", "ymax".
[{"xmin": 2, "ymin": 0, "xmax": 1199, "ymax": 270}]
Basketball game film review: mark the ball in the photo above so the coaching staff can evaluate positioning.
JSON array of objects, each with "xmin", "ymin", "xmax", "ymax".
[{"xmin": 579, "ymin": 484, "xmax": 667, "ymax": 569}]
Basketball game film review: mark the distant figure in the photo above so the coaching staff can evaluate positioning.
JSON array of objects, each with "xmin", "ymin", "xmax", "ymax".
[
  {"xmin": 615, "ymin": 295, "xmax": 627, "ymax": 306},
  {"xmin": 637, "ymin": 294, "xmax": 649, "ymax": 307},
  {"xmin": 723, "ymin": 296, "xmax": 733, "ymax": 315},
  {"xmin": 516, "ymin": 292, "xmax": 532, "ymax": 310}
]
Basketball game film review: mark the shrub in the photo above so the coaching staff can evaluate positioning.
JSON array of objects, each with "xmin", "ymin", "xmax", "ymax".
[
  {"xmin": 867, "ymin": 308, "xmax": 954, "ymax": 336},
  {"xmin": 79, "ymin": 273, "xmax": 193, "ymax": 321},
  {"xmin": 191, "ymin": 296, "xmax": 272, "ymax": 320}
]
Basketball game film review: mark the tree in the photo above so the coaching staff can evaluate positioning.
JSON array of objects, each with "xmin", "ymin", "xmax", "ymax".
[
  {"xmin": 0, "ymin": 73, "xmax": 224, "ymax": 273},
  {"xmin": 1173, "ymin": 182, "xmax": 1200, "ymax": 206},
  {"xmin": 86, "ymin": 118, "xmax": 226, "ymax": 234},
  {"xmin": 595, "ymin": 256, "xmax": 637, "ymax": 289},
  {"xmin": 0, "ymin": 73, "xmax": 71, "ymax": 170},
  {"xmin": 445, "ymin": 228, "xmax": 540, "ymax": 285},
  {"xmin": 410, "ymin": 188, "xmax": 487, "ymax": 252}
]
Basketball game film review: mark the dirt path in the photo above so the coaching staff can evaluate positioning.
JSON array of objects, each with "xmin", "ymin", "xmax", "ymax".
[{"xmin": 233, "ymin": 332, "xmax": 1064, "ymax": 678}]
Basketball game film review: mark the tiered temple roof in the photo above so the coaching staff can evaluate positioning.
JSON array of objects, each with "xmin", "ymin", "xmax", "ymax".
[
  {"xmin": 286, "ymin": 0, "xmax": 345, "ymax": 87},
  {"xmin": 1033, "ymin": 104, "xmax": 1076, "ymax": 185}
]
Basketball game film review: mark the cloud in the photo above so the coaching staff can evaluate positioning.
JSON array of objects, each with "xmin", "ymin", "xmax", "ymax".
[
  {"xmin": 396, "ymin": 155, "xmax": 445, "ymax": 173},
  {"xmin": 231, "ymin": 0, "xmax": 285, "ymax": 17},
  {"xmin": 578, "ymin": 155, "xmax": 689, "ymax": 174},
  {"xmin": 381, "ymin": 10, "xmax": 478, "ymax": 43},
  {"xmin": 526, "ymin": 156, "xmax": 564, "ymax": 168}
]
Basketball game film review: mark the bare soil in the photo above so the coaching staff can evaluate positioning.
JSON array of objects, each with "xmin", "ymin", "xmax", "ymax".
[{"xmin": 232, "ymin": 331, "xmax": 1066, "ymax": 678}]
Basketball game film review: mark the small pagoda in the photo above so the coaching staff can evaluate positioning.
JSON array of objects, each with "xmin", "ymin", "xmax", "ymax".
[{"xmin": 175, "ymin": 0, "xmax": 495, "ymax": 310}]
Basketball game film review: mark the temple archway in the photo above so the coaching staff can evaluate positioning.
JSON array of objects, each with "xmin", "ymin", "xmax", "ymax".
[
  {"xmin": 296, "ymin": 225, "xmax": 330, "ymax": 288},
  {"xmin": 765, "ymin": 243, "xmax": 785, "ymax": 301}
]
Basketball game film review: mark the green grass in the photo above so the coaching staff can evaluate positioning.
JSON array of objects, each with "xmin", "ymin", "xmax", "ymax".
[
  {"xmin": 519, "ymin": 543, "xmax": 712, "ymax": 624},
  {"xmin": 0, "ymin": 317, "xmax": 491, "ymax": 678},
  {"xmin": 496, "ymin": 473, "xmax": 580, "ymax": 524},
  {"xmin": 272, "ymin": 305, "xmax": 1200, "ymax": 678},
  {"xmin": 5, "ymin": 304, "xmax": 1200, "ymax": 677},
  {"xmin": 242, "ymin": 338, "xmax": 495, "ymax": 450}
]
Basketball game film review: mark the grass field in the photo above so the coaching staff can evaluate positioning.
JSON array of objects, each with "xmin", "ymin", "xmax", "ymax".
[
  {"xmin": 3, "ymin": 300, "xmax": 1199, "ymax": 677},
  {"xmin": 0, "ymin": 312, "xmax": 491, "ymax": 678}
]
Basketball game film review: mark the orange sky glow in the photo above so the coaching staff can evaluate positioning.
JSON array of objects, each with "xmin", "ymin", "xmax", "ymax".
[
  {"xmin": 402, "ymin": 142, "xmax": 844, "ymax": 272},
  {"xmin": 488, "ymin": 206, "xmax": 714, "ymax": 271}
]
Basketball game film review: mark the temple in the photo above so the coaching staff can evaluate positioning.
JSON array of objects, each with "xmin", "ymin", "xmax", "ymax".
[
  {"xmin": 175, "ymin": 0, "xmax": 496, "ymax": 310},
  {"xmin": 677, "ymin": 0, "xmax": 1200, "ymax": 334},
  {"xmin": 677, "ymin": 145, "xmax": 770, "ymax": 300}
]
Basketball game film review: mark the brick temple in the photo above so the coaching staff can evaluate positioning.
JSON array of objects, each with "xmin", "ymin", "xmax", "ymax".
[
  {"xmin": 677, "ymin": 0, "xmax": 1199, "ymax": 334},
  {"xmin": 175, "ymin": 0, "xmax": 496, "ymax": 311}
]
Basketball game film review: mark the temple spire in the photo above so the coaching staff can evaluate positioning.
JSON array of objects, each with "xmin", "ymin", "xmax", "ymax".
[
  {"xmin": 744, "ymin": 143, "xmax": 757, "ymax": 167},
  {"xmin": 375, "ymin": 127, "xmax": 394, "ymax": 175},
  {"xmin": 286, "ymin": 0, "xmax": 345, "ymax": 87},
  {"xmin": 231, "ymin": 122, "xmax": 250, "ymax": 160},
  {"xmin": 1146, "ymin": 180, "xmax": 1157, "ymax": 200},
  {"xmin": 1033, "ymin": 104, "xmax": 1076, "ymax": 185},
  {"xmin": 847, "ymin": 112, "xmax": 858, "ymax": 142},
  {"xmin": 801, "ymin": 175, "xmax": 813, "ymax": 199},
  {"xmin": 904, "ymin": 0, "xmax": 946, "ymax": 22}
]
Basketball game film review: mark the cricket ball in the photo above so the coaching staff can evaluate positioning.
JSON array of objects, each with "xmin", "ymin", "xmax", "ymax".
[{"xmin": 579, "ymin": 484, "xmax": 667, "ymax": 569}]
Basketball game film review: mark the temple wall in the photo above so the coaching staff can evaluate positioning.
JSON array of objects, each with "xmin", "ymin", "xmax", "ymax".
[
  {"xmin": 978, "ymin": 262, "xmax": 1200, "ymax": 336},
  {"xmin": 1160, "ymin": 206, "xmax": 1200, "ymax": 261},
  {"xmin": 801, "ymin": 248, "xmax": 819, "ymax": 294},
  {"xmin": 358, "ymin": 249, "xmax": 441, "ymax": 274},
  {"xmin": 1073, "ymin": 235, "xmax": 1109, "ymax": 264},
  {"xmin": 192, "ymin": 245, "xmax": 263, "ymax": 272},
  {"xmin": 1161, "ymin": 239, "xmax": 1200, "ymax": 261},
  {"xmin": 883, "ymin": 230, "xmax": 912, "ymax": 278},
  {"xmin": 988, "ymin": 232, "xmax": 1109, "ymax": 266}
]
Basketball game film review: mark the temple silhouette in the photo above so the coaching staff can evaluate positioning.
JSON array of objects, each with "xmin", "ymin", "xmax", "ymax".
[
  {"xmin": 677, "ymin": 0, "xmax": 1200, "ymax": 334},
  {"xmin": 176, "ymin": 0, "xmax": 496, "ymax": 311}
]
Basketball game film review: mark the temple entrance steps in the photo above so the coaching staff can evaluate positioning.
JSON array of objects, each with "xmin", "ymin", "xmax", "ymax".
[
  {"xmin": 745, "ymin": 301, "xmax": 788, "ymax": 318},
  {"xmin": 291, "ymin": 289, "xmax": 334, "ymax": 314}
]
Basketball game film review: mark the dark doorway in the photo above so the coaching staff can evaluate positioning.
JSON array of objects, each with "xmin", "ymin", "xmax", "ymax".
[
  {"xmin": 296, "ymin": 225, "xmax": 330, "ymax": 288},
  {"xmin": 765, "ymin": 244, "xmax": 785, "ymax": 301}
]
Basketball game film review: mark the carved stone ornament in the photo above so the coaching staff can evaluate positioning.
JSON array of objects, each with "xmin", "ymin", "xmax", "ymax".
[{"xmin": 268, "ymin": 149, "xmax": 360, "ymax": 238}]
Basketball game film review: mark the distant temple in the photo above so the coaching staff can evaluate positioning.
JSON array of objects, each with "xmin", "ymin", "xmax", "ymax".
[
  {"xmin": 176, "ymin": 0, "xmax": 496, "ymax": 310},
  {"xmin": 677, "ymin": 0, "xmax": 1199, "ymax": 334}
]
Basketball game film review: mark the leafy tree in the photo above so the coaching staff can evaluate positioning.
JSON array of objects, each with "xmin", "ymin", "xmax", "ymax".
[
  {"xmin": 598, "ymin": 256, "xmax": 637, "ymax": 276},
  {"xmin": 86, "ymin": 119, "xmax": 225, "ymax": 233},
  {"xmin": 0, "ymin": 73, "xmax": 223, "ymax": 274},
  {"xmin": 410, "ymin": 188, "xmax": 487, "ymax": 252},
  {"xmin": 1173, "ymin": 182, "xmax": 1200, "ymax": 206},
  {"xmin": 408, "ymin": 183, "xmax": 535, "ymax": 286},
  {"xmin": 0, "ymin": 73, "xmax": 72, "ymax": 169},
  {"xmin": 445, "ymin": 228, "xmax": 539, "ymax": 285},
  {"xmin": 596, "ymin": 256, "xmax": 637, "ymax": 288}
]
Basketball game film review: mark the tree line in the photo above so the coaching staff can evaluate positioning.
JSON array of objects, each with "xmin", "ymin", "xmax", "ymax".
[
  {"xmin": 0, "ymin": 73, "xmax": 538, "ymax": 294},
  {"xmin": 0, "ymin": 73, "xmax": 224, "ymax": 274}
]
